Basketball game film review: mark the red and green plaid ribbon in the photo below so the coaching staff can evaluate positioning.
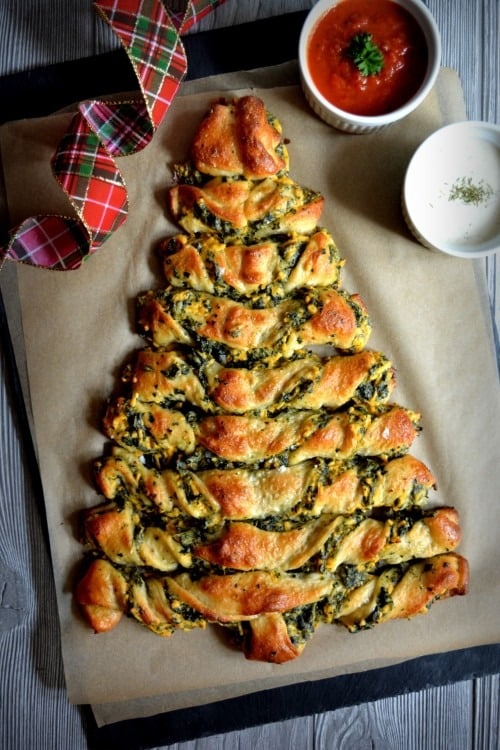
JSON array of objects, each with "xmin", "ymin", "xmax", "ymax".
[{"xmin": 1, "ymin": 0, "xmax": 226, "ymax": 271}]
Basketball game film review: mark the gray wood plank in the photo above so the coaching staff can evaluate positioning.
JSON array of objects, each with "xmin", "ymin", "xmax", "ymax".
[
  {"xmin": 313, "ymin": 682, "xmax": 475, "ymax": 749},
  {"xmin": 473, "ymin": 674, "xmax": 500, "ymax": 750},
  {"xmin": 0, "ymin": 2, "xmax": 498, "ymax": 749},
  {"xmin": 192, "ymin": 0, "xmax": 314, "ymax": 32},
  {"xmin": 0, "ymin": 0, "xmax": 316, "ymax": 77},
  {"xmin": 166, "ymin": 715, "xmax": 315, "ymax": 750}
]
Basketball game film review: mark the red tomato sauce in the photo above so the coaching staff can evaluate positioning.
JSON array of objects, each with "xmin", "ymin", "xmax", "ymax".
[{"xmin": 307, "ymin": 0, "xmax": 428, "ymax": 116}]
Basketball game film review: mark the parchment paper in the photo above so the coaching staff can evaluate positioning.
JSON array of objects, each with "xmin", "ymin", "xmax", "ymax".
[{"xmin": 0, "ymin": 66, "xmax": 499, "ymax": 726}]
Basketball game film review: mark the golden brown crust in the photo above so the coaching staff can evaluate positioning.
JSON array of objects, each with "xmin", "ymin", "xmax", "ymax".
[
  {"xmin": 285, "ymin": 228, "xmax": 344, "ymax": 292},
  {"xmin": 159, "ymin": 229, "xmax": 344, "ymax": 298},
  {"xmin": 80, "ymin": 502, "xmax": 191, "ymax": 571},
  {"xmin": 194, "ymin": 517, "xmax": 339, "ymax": 571},
  {"xmin": 81, "ymin": 502, "xmax": 143, "ymax": 567},
  {"xmin": 423, "ymin": 506, "xmax": 462, "ymax": 550},
  {"xmin": 326, "ymin": 508, "xmax": 462, "ymax": 570},
  {"xmin": 128, "ymin": 578, "xmax": 178, "ymax": 636},
  {"xmin": 206, "ymin": 349, "xmax": 394, "ymax": 413},
  {"xmin": 136, "ymin": 288, "xmax": 372, "ymax": 359},
  {"xmin": 95, "ymin": 448, "xmax": 435, "ymax": 522},
  {"xmin": 118, "ymin": 347, "xmax": 394, "ymax": 416},
  {"xmin": 102, "ymin": 398, "xmax": 196, "ymax": 457},
  {"xmin": 168, "ymin": 179, "xmax": 249, "ymax": 231},
  {"xmin": 196, "ymin": 405, "xmax": 420, "ymax": 466},
  {"xmin": 74, "ymin": 558, "xmax": 128, "ymax": 633},
  {"xmin": 80, "ymin": 506, "xmax": 459, "ymax": 575},
  {"xmin": 167, "ymin": 175, "xmax": 324, "ymax": 240},
  {"xmin": 288, "ymin": 405, "xmax": 420, "ymax": 465},
  {"xmin": 190, "ymin": 96, "xmax": 288, "ymax": 179},
  {"xmin": 94, "ymin": 447, "xmax": 176, "ymax": 514},
  {"xmin": 336, "ymin": 553, "xmax": 469, "ymax": 631},
  {"xmin": 390, "ymin": 553, "xmax": 469, "ymax": 617},
  {"xmin": 123, "ymin": 348, "xmax": 215, "ymax": 412},
  {"xmin": 167, "ymin": 570, "xmax": 333, "ymax": 623},
  {"xmin": 129, "ymin": 577, "xmax": 206, "ymax": 637},
  {"xmin": 298, "ymin": 290, "xmax": 368, "ymax": 349},
  {"xmin": 194, "ymin": 511, "xmax": 457, "ymax": 573},
  {"xmin": 380, "ymin": 454, "xmax": 437, "ymax": 507},
  {"xmin": 161, "ymin": 234, "xmax": 277, "ymax": 295},
  {"xmin": 244, "ymin": 613, "xmax": 305, "ymax": 663},
  {"xmin": 75, "ymin": 551, "xmax": 468, "ymax": 645}
]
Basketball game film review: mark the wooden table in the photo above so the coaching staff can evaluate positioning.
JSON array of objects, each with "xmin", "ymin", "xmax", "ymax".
[{"xmin": 0, "ymin": 2, "xmax": 498, "ymax": 748}]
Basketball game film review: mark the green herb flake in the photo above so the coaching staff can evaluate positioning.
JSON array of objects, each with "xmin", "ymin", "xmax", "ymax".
[
  {"xmin": 448, "ymin": 176, "xmax": 494, "ymax": 206},
  {"xmin": 347, "ymin": 33, "xmax": 384, "ymax": 77}
]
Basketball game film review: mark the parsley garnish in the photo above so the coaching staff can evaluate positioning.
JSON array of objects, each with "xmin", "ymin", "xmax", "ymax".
[{"xmin": 347, "ymin": 32, "xmax": 384, "ymax": 76}]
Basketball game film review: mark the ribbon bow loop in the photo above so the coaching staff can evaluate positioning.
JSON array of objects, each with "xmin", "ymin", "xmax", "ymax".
[{"xmin": 2, "ymin": 0, "xmax": 226, "ymax": 271}]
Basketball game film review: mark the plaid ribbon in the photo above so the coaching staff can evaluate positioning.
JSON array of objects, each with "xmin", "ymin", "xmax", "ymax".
[{"xmin": 1, "ymin": 0, "xmax": 226, "ymax": 271}]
